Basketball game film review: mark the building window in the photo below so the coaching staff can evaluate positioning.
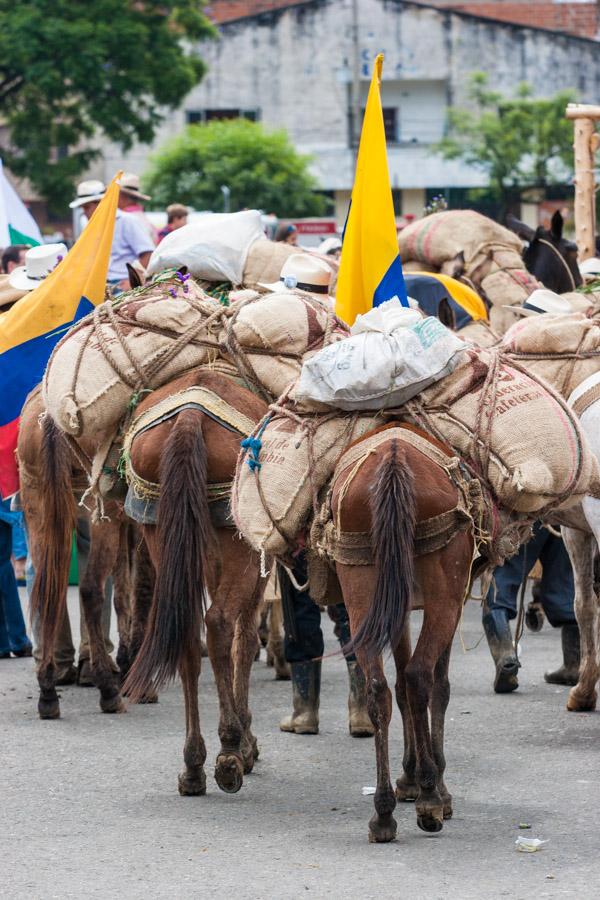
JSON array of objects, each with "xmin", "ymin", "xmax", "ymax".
[
  {"xmin": 186, "ymin": 109, "xmax": 259, "ymax": 124},
  {"xmin": 382, "ymin": 108, "xmax": 398, "ymax": 143}
]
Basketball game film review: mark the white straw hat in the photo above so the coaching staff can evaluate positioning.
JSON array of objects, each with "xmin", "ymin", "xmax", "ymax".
[
  {"xmin": 259, "ymin": 253, "xmax": 332, "ymax": 296},
  {"xmin": 507, "ymin": 288, "xmax": 574, "ymax": 317},
  {"xmin": 119, "ymin": 172, "xmax": 151, "ymax": 202},
  {"xmin": 69, "ymin": 179, "xmax": 106, "ymax": 209},
  {"xmin": 8, "ymin": 243, "xmax": 68, "ymax": 291}
]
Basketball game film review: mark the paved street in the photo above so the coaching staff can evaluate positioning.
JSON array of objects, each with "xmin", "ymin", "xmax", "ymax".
[{"xmin": 1, "ymin": 587, "xmax": 599, "ymax": 899}]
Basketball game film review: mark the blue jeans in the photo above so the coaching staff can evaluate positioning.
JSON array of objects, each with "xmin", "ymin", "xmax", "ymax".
[
  {"xmin": 486, "ymin": 523, "xmax": 575, "ymax": 628},
  {"xmin": 0, "ymin": 521, "xmax": 31, "ymax": 654}
]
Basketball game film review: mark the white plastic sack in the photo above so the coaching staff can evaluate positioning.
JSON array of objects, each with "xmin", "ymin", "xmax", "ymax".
[
  {"xmin": 147, "ymin": 209, "xmax": 264, "ymax": 283},
  {"xmin": 296, "ymin": 299, "xmax": 468, "ymax": 410}
]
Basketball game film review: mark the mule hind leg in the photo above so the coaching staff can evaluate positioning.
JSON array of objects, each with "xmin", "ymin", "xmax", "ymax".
[{"xmin": 563, "ymin": 526, "xmax": 598, "ymax": 711}]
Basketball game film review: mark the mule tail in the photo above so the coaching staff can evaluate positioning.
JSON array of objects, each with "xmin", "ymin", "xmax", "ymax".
[
  {"xmin": 351, "ymin": 439, "xmax": 416, "ymax": 657},
  {"xmin": 30, "ymin": 416, "xmax": 77, "ymax": 664},
  {"xmin": 124, "ymin": 409, "xmax": 210, "ymax": 700}
]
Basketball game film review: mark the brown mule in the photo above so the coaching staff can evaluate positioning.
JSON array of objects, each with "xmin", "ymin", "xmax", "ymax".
[
  {"xmin": 18, "ymin": 388, "xmax": 142, "ymax": 719},
  {"xmin": 330, "ymin": 430, "xmax": 474, "ymax": 843},
  {"xmin": 123, "ymin": 368, "xmax": 269, "ymax": 796}
]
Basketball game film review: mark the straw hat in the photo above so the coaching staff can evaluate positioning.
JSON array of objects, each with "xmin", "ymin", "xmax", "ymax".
[
  {"xmin": 507, "ymin": 288, "xmax": 574, "ymax": 317},
  {"xmin": 69, "ymin": 179, "xmax": 106, "ymax": 209},
  {"xmin": 8, "ymin": 243, "xmax": 68, "ymax": 291},
  {"xmin": 579, "ymin": 257, "xmax": 600, "ymax": 281},
  {"xmin": 119, "ymin": 172, "xmax": 151, "ymax": 203},
  {"xmin": 259, "ymin": 253, "xmax": 332, "ymax": 296},
  {"xmin": 318, "ymin": 236, "xmax": 342, "ymax": 256}
]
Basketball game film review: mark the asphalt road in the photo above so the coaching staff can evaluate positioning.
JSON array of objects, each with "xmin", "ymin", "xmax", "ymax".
[{"xmin": 1, "ymin": 586, "xmax": 599, "ymax": 900}]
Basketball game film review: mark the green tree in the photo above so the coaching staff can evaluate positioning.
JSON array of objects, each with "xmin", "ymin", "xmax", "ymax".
[
  {"xmin": 143, "ymin": 118, "xmax": 327, "ymax": 216},
  {"xmin": 435, "ymin": 73, "xmax": 577, "ymax": 208},
  {"xmin": 0, "ymin": 0, "xmax": 214, "ymax": 213}
]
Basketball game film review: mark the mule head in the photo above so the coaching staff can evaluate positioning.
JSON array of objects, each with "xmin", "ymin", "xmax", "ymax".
[{"xmin": 507, "ymin": 211, "xmax": 582, "ymax": 293}]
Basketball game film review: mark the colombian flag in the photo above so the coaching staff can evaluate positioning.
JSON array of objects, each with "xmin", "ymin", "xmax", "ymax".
[
  {"xmin": 336, "ymin": 54, "xmax": 408, "ymax": 325},
  {"xmin": 0, "ymin": 174, "xmax": 120, "ymax": 497}
]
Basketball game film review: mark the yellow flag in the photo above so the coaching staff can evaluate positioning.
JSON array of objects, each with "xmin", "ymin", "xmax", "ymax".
[
  {"xmin": 336, "ymin": 54, "xmax": 407, "ymax": 325},
  {"xmin": 0, "ymin": 172, "xmax": 120, "ymax": 496}
]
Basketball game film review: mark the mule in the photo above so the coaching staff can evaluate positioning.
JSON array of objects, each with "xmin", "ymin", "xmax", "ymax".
[
  {"xmin": 18, "ymin": 388, "xmax": 151, "ymax": 719},
  {"xmin": 329, "ymin": 426, "xmax": 474, "ymax": 842},
  {"xmin": 506, "ymin": 210, "xmax": 582, "ymax": 294},
  {"xmin": 123, "ymin": 368, "xmax": 269, "ymax": 795},
  {"xmin": 503, "ymin": 321, "xmax": 600, "ymax": 711}
]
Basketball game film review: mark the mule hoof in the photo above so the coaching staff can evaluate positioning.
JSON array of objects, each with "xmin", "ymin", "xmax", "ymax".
[
  {"xmin": 368, "ymin": 814, "xmax": 397, "ymax": 843},
  {"xmin": 214, "ymin": 754, "xmax": 244, "ymax": 794},
  {"xmin": 178, "ymin": 769, "xmax": 207, "ymax": 796},
  {"xmin": 416, "ymin": 809, "xmax": 444, "ymax": 833},
  {"xmin": 251, "ymin": 736, "xmax": 260, "ymax": 761},
  {"xmin": 443, "ymin": 802, "xmax": 453, "ymax": 820},
  {"xmin": 567, "ymin": 688, "xmax": 597, "ymax": 712},
  {"xmin": 135, "ymin": 691, "xmax": 159, "ymax": 705},
  {"xmin": 38, "ymin": 698, "xmax": 60, "ymax": 720},
  {"xmin": 395, "ymin": 777, "xmax": 418, "ymax": 802},
  {"xmin": 100, "ymin": 693, "xmax": 126, "ymax": 714}
]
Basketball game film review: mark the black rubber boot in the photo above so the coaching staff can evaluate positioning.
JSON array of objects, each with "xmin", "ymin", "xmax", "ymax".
[
  {"xmin": 279, "ymin": 660, "xmax": 321, "ymax": 734},
  {"xmin": 544, "ymin": 623, "xmax": 581, "ymax": 686},
  {"xmin": 482, "ymin": 608, "xmax": 520, "ymax": 694}
]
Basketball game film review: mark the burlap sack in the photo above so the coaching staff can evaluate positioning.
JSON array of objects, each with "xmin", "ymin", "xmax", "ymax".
[
  {"xmin": 411, "ymin": 347, "xmax": 600, "ymax": 513},
  {"xmin": 228, "ymin": 290, "xmax": 347, "ymax": 399},
  {"xmin": 502, "ymin": 312, "xmax": 600, "ymax": 396},
  {"xmin": 398, "ymin": 211, "xmax": 523, "ymax": 268},
  {"xmin": 44, "ymin": 277, "xmax": 225, "ymax": 444},
  {"xmin": 458, "ymin": 320, "xmax": 500, "ymax": 349},
  {"xmin": 232, "ymin": 411, "xmax": 378, "ymax": 556},
  {"xmin": 241, "ymin": 239, "xmax": 303, "ymax": 290}
]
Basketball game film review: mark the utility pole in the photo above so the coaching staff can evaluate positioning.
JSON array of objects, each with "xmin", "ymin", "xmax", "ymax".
[{"xmin": 566, "ymin": 103, "xmax": 600, "ymax": 261}]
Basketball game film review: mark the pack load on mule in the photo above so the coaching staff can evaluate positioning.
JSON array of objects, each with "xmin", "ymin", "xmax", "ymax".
[
  {"xmin": 233, "ymin": 309, "xmax": 600, "ymax": 561},
  {"xmin": 296, "ymin": 299, "xmax": 467, "ymax": 410},
  {"xmin": 146, "ymin": 208, "xmax": 300, "ymax": 290},
  {"xmin": 398, "ymin": 210, "xmax": 540, "ymax": 332}
]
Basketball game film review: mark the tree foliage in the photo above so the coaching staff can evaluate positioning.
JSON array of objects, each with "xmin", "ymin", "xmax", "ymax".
[
  {"xmin": 0, "ymin": 0, "xmax": 214, "ymax": 212},
  {"xmin": 435, "ymin": 73, "xmax": 577, "ymax": 202},
  {"xmin": 143, "ymin": 118, "xmax": 327, "ymax": 216}
]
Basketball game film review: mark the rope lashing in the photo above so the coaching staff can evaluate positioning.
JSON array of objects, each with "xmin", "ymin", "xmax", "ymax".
[{"xmin": 241, "ymin": 415, "xmax": 272, "ymax": 472}]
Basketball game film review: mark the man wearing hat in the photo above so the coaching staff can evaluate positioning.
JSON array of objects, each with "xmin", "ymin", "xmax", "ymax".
[
  {"xmin": 260, "ymin": 255, "xmax": 372, "ymax": 737},
  {"xmin": 70, "ymin": 179, "xmax": 155, "ymax": 293},
  {"xmin": 118, "ymin": 172, "xmax": 158, "ymax": 245},
  {"xmin": 484, "ymin": 288, "xmax": 580, "ymax": 695}
]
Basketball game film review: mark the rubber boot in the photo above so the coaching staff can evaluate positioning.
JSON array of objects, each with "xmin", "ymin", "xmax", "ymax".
[
  {"xmin": 347, "ymin": 660, "xmax": 374, "ymax": 737},
  {"xmin": 544, "ymin": 623, "xmax": 581, "ymax": 686},
  {"xmin": 279, "ymin": 660, "xmax": 321, "ymax": 734},
  {"xmin": 482, "ymin": 608, "xmax": 520, "ymax": 694}
]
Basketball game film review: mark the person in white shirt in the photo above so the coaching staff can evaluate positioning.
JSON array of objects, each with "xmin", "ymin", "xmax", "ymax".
[{"xmin": 70, "ymin": 180, "xmax": 154, "ymax": 292}]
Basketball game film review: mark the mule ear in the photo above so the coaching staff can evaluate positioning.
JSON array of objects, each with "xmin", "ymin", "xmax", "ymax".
[
  {"xmin": 126, "ymin": 262, "xmax": 142, "ymax": 289},
  {"xmin": 506, "ymin": 213, "xmax": 535, "ymax": 243},
  {"xmin": 438, "ymin": 297, "xmax": 456, "ymax": 330},
  {"xmin": 551, "ymin": 210, "xmax": 564, "ymax": 241}
]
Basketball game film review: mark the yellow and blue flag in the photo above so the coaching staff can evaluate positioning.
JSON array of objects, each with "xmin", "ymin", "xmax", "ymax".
[
  {"xmin": 0, "ymin": 173, "xmax": 120, "ymax": 497},
  {"xmin": 336, "ymin": 53, "xmax": 407, "ymax": 325}
]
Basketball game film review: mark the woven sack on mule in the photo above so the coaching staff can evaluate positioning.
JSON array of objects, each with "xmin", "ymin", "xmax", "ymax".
[
  {"xmin": 232, "ymin": 399, "xmax": 380, "ymax": 558},
  {"xmin": 43, "ymin": 271, "xmax": 229, "ymax": 446},
  {"xmin": 399, "ymin": 346, "xmax": 600, "ymax": 515},
  {"xmin": 502, "ymin": 312, "xmax": 600, "ymax": 399},
  {"xmin": 398, "ymin": 210, "xmax": 539, "ymax": 324},
  {"xmin": 225, "ymin": 289, "xmax": 348, "ymax": 402}
]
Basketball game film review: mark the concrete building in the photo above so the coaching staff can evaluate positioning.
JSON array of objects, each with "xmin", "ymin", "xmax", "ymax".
[{"xmin": 93, "ymin": 0, "xmax": 600, "ymax": 226}]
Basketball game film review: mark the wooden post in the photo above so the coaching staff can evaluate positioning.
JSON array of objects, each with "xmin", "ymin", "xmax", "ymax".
[{"xmin": 566, "ymin": 104, "xmax": 600, "ymax": 261}]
